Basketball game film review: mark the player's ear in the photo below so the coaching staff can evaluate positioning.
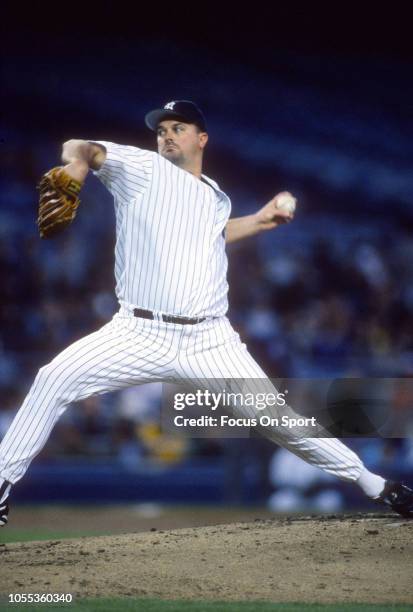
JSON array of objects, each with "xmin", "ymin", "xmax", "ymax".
[{"xmin": 199, "ymin": 132, "xmax": 208, "ymax": 150}]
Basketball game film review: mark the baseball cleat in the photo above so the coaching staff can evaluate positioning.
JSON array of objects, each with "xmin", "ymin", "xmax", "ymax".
[
  {"xmin": 376, "ymin": 480, "xmax": 413, "ymax": 518},
  {"xmin": 0, "ymin": 502, "xmax": 9, "ymax": 526},
  {"xmin": 0, "ymin": 481, "xmax": 11, "ymax": 526}
]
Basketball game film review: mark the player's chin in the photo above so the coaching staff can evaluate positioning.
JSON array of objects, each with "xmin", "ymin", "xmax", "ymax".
[{"xmin": 163, "ymin": 150, "xmax": 183, "ymax": 164}]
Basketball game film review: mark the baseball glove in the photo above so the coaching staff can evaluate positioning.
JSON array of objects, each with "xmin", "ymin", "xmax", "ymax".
[{"xmin": 37, "ymin": 166, "xmax": 83, "ymax": 238}]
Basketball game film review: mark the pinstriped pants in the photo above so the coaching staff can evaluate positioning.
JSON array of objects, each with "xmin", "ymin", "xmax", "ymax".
[{"xmin": 0, "ymin": 306, "xmax": 364, "ymax": 485}]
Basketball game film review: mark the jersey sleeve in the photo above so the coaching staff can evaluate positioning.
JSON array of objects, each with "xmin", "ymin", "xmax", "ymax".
[{"xmin": 89, "ymin": 140, "xmax": 153, "ymax": 201}]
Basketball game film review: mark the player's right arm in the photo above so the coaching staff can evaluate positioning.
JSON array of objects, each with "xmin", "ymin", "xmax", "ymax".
[{"xmin": 61, "ymin": 139, "xmax": 107, "ymax": 182}]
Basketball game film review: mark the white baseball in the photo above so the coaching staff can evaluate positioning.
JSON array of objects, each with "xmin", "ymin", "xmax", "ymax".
[{"xmin": 276, "ymin": 194, "xmax": 296, "ymax": 215}]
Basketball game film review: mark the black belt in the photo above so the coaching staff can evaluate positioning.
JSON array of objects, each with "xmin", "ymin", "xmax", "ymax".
[{"xmin": 133, "ymin": 308, "xmax": 206, "ymax": 325}]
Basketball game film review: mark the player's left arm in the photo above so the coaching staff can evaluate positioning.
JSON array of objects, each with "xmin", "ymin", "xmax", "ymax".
[{"xmin": 225, "ymin": 191, "xmax": 296, "ymax": 244}]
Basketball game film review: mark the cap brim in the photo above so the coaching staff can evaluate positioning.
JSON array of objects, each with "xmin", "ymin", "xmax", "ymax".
[{"xmin": 145, "ymin": 109, "xmax": 189, "ymax": 131}]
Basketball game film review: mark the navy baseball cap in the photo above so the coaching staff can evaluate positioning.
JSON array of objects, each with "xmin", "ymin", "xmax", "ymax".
[{"xmin": 145, "ymin": 100, "xmax": 207, "ymax": 132}]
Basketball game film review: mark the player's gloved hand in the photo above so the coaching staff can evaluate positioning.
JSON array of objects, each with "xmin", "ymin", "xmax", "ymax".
[{"xmin": 37, "ymin": 166, "xmax": 83, "ymax": 238}]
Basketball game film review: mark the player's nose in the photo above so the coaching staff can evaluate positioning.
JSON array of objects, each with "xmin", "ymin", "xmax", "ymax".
[{"xmin": 161, "ymin": 126, "xmax": 172, "ymax": 139}]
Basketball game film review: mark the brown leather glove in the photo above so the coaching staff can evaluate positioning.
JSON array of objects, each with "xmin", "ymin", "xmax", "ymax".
[{"xmin": 37, "ymin": 167, "xmax": 83, "ymax": 238}]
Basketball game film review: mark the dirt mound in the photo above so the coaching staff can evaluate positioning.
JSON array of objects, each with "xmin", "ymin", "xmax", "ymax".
[{"xmin": 1, "ymin": 513, "xmax": 412, "ymax": 604}]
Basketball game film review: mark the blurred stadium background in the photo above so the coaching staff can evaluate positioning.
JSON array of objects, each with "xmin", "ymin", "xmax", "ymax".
[{"xmin": 1, "ymin": 7, "xmax": 413, "ymax": 526}]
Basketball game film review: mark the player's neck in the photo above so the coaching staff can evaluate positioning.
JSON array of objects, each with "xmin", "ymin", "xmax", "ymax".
[
  {"xmin": 164, "ymin": 150, "xmax": 203, "ymax": 179},
  {"xmin": 180, "ymin": 156, "xmax": 203, "ymax": 180},
  {"xmin": 183, "ymin": 163, "xmax": 202, "ymax": 179}
]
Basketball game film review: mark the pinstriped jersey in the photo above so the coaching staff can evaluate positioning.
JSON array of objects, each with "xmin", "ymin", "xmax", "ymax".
[{"xmin": 91, "ymin": 141, "xmax": 231, "ymax": 317}]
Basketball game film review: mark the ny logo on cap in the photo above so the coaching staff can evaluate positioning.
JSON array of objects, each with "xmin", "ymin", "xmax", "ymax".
[{"xmin": 164, "ymin": 101, "xmax": 176, "ymax": 110}]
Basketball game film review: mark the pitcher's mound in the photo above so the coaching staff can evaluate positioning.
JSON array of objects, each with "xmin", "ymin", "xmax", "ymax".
[{"xmin": 1, "ymin": 513, "xmax": 412, "ymax": 604}]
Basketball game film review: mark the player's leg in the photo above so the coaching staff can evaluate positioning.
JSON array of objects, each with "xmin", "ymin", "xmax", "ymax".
[
  {"xmin": 0, "ymin": 313, "xmax": 177, "ymax": 487},
  {"xmin": 177, "ymin": 317, "xmax": 383, "ymax": 488},
  {"xmin": 188, "ymin": 321, "xmax": 412, "ymax": 517}
]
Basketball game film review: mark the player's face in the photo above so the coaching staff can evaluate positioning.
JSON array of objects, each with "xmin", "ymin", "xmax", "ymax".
[{"xmin": 156, "ymin": 120, "xmax": 207, "ymax": 166}]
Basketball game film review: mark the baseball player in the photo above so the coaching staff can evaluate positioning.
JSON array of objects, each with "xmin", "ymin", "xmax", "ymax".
[{"xmin": 1, "ymin": 100, "xmax": 412, "ymax": 525}]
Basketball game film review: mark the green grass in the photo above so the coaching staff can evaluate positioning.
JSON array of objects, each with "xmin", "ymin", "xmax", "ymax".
[
  {"xmin": 0, "ymin": 599, "xmax": 410, "ymax": 611},
  {"xmin": 0, "ymin": 529, "xmax": 111, "ymax": 543}
]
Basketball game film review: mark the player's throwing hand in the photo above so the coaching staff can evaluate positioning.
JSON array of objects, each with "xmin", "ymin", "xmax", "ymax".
[{"xmin": 256, "ymin": 191, "xmax": 297, "ymax": 230}]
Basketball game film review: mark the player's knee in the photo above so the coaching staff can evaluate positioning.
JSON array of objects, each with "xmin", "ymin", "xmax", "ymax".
[{"xmin": 34, "ymin": 362, "xmax": 72, "ymax": 400}]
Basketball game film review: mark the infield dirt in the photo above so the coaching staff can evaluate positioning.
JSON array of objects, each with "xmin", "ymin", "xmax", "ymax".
[{"xmin": 1, "ymin": 513, "xmax": 412, "ymax": 605}]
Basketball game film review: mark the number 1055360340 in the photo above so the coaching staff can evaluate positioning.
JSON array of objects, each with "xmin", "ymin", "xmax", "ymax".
[{"xmin": 8, "ymin": 593, "xmax": 73, "ymax": 604}]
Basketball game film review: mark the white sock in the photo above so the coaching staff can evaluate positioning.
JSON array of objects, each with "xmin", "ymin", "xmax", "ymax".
[{"xmin": 357, "ymin": 467, "xmax": 386, "ymax": 499}]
